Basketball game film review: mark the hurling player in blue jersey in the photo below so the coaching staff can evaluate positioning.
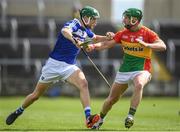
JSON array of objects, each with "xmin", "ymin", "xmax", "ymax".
[{"xmin": 6, "ymin": 6, "xmax": 113, "ymax": 128}]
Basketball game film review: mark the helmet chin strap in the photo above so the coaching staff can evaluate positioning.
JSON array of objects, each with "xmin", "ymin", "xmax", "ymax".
[
  {"xmin": 130, "ymin": 17, "xmax": 138, "ymax": 25},
  {"xmin": 124, "ymin": 16, "xmax": 139, "ymax": 29},
  {"xmin": 123, "ymin": 22, "xmax": 133, "ymax": 29},
  {"xmin": 81, "ymin": 17, "xmax": 91, "ymax": 28}
]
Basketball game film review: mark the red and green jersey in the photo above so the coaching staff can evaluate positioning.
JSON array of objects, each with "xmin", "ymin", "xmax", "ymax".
[{"xmin": 114, "ymin": 26, "xmax": 159, "ymax": 72}]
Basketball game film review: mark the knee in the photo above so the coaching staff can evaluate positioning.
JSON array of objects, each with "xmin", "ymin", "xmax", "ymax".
[
  {"xmin": 79, "ymin": 79, "xmax": 88, "ymax": 90},
  {"xmin": 134, "ymin": 82, "xmax": 144, "ymax": 91}
]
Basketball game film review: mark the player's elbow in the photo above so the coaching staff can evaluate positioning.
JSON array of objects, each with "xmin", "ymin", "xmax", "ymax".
[
  {"xmin": 61, "ymin": 28, "xmax": 67, "ymax": 36},
  {"xmin": 162, "ymin": 44, "xmax": 166, "ymax": 51},
  {"xmin": 61, "ymin": 28, "xmax": 71, "ymax": 37},
  {"xmin": 158, "ymin": 40, "xmax": 167, "ymax": 51},
  {"xmin": 160, "ymin": 42, "xmax": 167, "ymax": 51},
  {"xmin": 155, "ymin": 45, "xmax": 166, "ymax": 52}
]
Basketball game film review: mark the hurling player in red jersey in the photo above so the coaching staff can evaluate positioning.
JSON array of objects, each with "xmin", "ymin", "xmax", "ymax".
[{"xmin": 86, "ymin": 8, "xmax": 166, "ymax": 129}]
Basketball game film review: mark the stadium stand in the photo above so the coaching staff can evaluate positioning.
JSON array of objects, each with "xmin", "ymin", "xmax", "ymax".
[
  {"xmin": 0, "ymin": 23, "xmax": 11, "ymax": 38},
  {"xmin": 151, "ymin": 20, "xmax": 180, "ymax": 78},
  {"xmin": 0, "ymin": 43, "xmax": 23, "ymax": 58}
]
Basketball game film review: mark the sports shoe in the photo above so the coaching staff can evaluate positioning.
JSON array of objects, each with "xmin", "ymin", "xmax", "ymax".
[
  {"xmin": 125, "ymin": 115, "xmax": 134, "ymax": 128},
  {"xmin": 91, "ymin": 116, "xmax": 104, "ymax": 129},
  {"xmin": 86, "ymin": 114, "xmax": 100, "ymax": 128},
  {"xmin": 6, "ymin": 110, "xmax": 22, "ymax": 125}
]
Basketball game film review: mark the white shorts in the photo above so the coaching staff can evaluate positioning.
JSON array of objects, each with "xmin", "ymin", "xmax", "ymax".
[
  {"xmin": 39, "ymin": 58, "xmax": 79, "ymax": 83},
  {"xmin": 114, "ymin": 71, "xmax": 151, "ymax": 84}
]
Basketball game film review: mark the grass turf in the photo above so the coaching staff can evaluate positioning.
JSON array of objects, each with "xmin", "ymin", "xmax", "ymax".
[{"xmin": 0, "ymin": 97, "xmax": 180, "ymax": 131}]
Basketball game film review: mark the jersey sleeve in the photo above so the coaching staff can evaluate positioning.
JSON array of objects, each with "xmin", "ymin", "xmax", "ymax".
[
  {"xmin": 147, "ymin": 29, "xmax": 159, "ymax": 43},
  {"xmin": 113, "ymin": 31, "xmax": 123, "ymax": 43},
  {"xmin": 63, "ymin": 19, "xmax": 79, "ymax": 32}
]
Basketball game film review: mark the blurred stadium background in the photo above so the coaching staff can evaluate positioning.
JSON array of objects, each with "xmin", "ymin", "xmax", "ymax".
[{"xmin": 0, "ymin": 0, "xmax": 180, "ymax": 97}]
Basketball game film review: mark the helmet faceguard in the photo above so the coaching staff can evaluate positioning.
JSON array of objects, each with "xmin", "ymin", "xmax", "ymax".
[
  {"xmin": 80, "ymin": 6, "xmax": 100, "ymax": 28},
  {"xmin": 122, "ymin": 8, "xmax": 143, "ymax": 29}
]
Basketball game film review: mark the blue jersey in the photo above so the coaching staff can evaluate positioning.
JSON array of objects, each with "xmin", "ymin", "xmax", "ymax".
[{"xmin": 49, "ymin": 18, "xmax": 95, "ymax": 64}]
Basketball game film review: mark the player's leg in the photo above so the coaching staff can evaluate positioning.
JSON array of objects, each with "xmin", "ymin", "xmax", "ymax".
[
  {"xmin": 100, "ymin": 72, "xmax": 130, "ymax": 120},
  {"xmin": 22, "ymin": 82, "xmax": 52, "ymax": 109},
  {"xmin": 92, "ymin": 72, "xmax": 131, "ymax": 129},
  {"xmin": 6, "ymin": 82, "xmax": 52, "ymax": 125},
  {"xmin": 131, "ymin": 72, "xmax": 150, "ymax": 109},
  {"xmin": 66, "ymin": 69, "xmax": 98, "ymax": 128},
  {"xmin": 67, "ymin": 69, "xmax": 90, "ymax": 110},
  {"xmin": 101, "ymin": 82, "xmax": 128, "ymax": 117},
  {"xmin": 125, "ymin": 71, "xmax": 151, "ymax": 128},
  {"xmin": 6, "ymin": 58, "xmax": 57, "ymax": 125},
  {"xmin": 92, "ymin": 82, "xmax": 128, "ymax": 129},
  {"xmin": 66, "ymin": 69, "xmax": 91, "ymax": 119}
]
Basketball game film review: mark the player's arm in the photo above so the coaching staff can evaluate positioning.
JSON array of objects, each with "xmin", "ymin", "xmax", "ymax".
[
  {"xmin": 86, "ymin": 39, "xmax": 116, "ymax": 52},
  {"xmin": 61, "ymin": 27, "xmax": 81, "ymax": 48},
  {"xmin": 136, "ymin": 38, "xmax": 166, "ymax": 51},
  {"xmin": 61, "ymin": 27, "xmax": 76, "ymax": 44},
  {"xmin": 93, "ymin": 32, "xmax": 115, "ymax": 43},
  {"xmin": 93, "ymin": 35, "xmax": 106, "ymax": 43}
]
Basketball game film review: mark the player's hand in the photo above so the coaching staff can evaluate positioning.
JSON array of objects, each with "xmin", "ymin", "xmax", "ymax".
[
  {"xmin": 72, "ymin": 37, "xmax": 82, "ymax": 48},
  {"xmin": 136, "ymin": 38, "xmax": 149, "ymax": 47},
  {"xmin": 86, "ymin": 44, "xmax": 95, "ymax": 52},
  {"xmin": 106, "ymin": 32, "xmax": 115, "ymax": 40},
  {"xmin": 79, "ymin": 39, "xmax": 92, "ymax": 49}
]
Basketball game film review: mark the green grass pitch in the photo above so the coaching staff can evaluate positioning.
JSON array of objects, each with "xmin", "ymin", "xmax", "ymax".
[{"xmin": 0, "ymin": 97, "xmax": 180, "ymax": 131}]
